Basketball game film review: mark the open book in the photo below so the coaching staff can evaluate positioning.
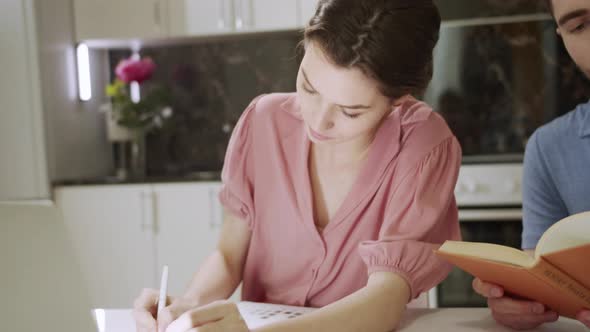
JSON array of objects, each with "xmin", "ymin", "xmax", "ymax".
[
  {"xmin": 93, "ymin": 301, "xmax": 315, "ymax": 332},
  {"xmin": 435, "ymin": 211, "xmax": 590, "ymax": 318}
]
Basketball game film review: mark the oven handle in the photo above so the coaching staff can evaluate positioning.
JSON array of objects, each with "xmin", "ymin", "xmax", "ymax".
[{"xmin": 459, "ymin": 208, "xmax": 522, "ymax": 222}]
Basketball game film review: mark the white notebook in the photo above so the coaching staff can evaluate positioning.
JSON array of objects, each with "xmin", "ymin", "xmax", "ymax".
[
  {"xmin": 93, "ymin": 301, "xmax": 315, "ymax": 332},
  {"xmin": 237, "ymin": 301, "xmax": 316, "ymax": 329}
]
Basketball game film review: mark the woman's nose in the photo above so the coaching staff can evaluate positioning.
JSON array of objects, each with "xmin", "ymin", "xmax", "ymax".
[{"xmin": 313, "ymin": 105, "xmax": 335, "ymax": 131}]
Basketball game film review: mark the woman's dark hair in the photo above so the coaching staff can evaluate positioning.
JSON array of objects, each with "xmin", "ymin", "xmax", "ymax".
[{"xmin": 303, "ymin": 0, "xmax": 441, "ymax": 99}]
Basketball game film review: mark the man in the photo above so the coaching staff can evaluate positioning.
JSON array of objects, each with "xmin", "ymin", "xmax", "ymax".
[{"xmin": 472, "ymin": 0, "xmax": 590, "ymax": 330}]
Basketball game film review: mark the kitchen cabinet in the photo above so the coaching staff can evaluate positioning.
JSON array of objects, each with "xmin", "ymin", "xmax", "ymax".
[
  {"xmin": 55, "ymin": 182, "xmax": 234, "ymax": 308},
  {"xmin": 73, "ymin": 0, "xmax": 319, "ymax": 41},
  {"xmin": 0, "ymin": 0, "xmax": 49, "ymax": 201},
  {"xmin": 73, "ymin": 0, "xmax": 168, "ymax": 40},
  {"xmin": 167, "ymin": 0, "xmax": 299, "ymax": 37},
  {"xmin": 299, "ymin": 0, "xmax": 318, "ymax": 26},
  {"xmin": 152, "ymin": 183, "xmax": 224, "ymax": 296}
]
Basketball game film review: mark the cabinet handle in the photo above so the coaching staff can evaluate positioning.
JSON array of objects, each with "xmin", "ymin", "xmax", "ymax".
[
  {"xmin": 153, "ymin": 1, "xmax": 162, "ymax": 33},
  {"xmin": 235, "ymin": 0, "xmax": 244, "ymax": 30},
  {"xmin": 140, "ymin": 191, "xmax": 150, "ymax": 231},
  {"xmin": 151, "ymin": 191, "xmax": 159, "ymax": 234},
  {"xmin": 218, "ymin": 0, "xmax": 227, "ymax": 29},
  {"xmin": 140, "ymin": 190, "xmax": 157, "ymax": 232}
]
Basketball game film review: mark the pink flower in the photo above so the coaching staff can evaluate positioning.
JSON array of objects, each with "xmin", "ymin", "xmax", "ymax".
[{"xmin": 115, "ymin": 57, "xmax": 156, "ymax": 84}]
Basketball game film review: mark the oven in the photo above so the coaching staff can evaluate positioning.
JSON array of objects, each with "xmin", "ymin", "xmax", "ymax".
[
  {"xmin": 423, "ymin": 15, "xmax": 589, "ymax": 164},
  {"xmin": 420, "ymin": 14, "xmax": 590, "ymax": 308},
  {"xmin": 428, "ymin": 164, "xmax": 524, "ymax": 308}
]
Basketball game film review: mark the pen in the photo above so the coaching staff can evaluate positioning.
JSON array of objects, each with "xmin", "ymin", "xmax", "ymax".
[{"xmin": 157, "ymin": 265, "xmax": 169, "ymax": 316}]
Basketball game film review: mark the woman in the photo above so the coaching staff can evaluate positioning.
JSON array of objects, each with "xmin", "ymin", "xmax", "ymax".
[{"xmin": 135, "ymin": 0, "xmax": 462, "ymax": 331}]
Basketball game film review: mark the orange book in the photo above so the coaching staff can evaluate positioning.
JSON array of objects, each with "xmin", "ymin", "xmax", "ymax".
[{"xmin": 435, "ymin": 211, "xmax": 590, "ymax": 318}]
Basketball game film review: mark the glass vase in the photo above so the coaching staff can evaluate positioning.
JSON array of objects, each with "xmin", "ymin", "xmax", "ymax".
[{"xmin": 128, "ymin": 130, "xmax": 147, "ymax": 180}]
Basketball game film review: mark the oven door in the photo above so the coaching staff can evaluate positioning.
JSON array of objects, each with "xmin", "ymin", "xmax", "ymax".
[{"xmin": 431, "ymin": 208, "xmax": 523, "ymax": 308}]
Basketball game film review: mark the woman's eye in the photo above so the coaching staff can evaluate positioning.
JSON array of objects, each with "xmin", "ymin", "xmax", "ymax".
[
  {"xmin": 341, "ymin": 110, "xmax": 361, "ymax": 119},
  {"xmin": 302, "ymin": 85, "xmax": 317, "ymax": 94}
]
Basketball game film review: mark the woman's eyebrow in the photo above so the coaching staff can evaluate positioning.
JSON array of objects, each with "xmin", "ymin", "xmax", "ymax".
[
  {"xmin": 301, "ymin": 68, "xmax": 371, "ymax": 109},
  {"xmin": 301, "ymin": 68, "xmax": 317, "ymax": 90}
]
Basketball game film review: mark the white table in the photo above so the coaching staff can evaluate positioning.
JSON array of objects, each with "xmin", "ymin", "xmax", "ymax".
[
  {"xmin": 397, "ymin": 308, "xmax": 586, "ymax": 331},
  {"xmin": 93, "ymin": 308, "xmax": 586, "ymax": 332}
]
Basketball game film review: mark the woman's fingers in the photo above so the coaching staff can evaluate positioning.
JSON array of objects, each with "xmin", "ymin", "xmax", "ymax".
[
  {"xmin": 133, "ymin": 288, "xmax": 160, "ymax": 331},
  {"xmin": 165, "ymin": 301, "xmax": 239, "ymax": 332}
]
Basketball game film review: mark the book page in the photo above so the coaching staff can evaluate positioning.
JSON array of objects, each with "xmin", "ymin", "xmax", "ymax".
[
  {"xmin": 237, "ymin": 301, "xmax": 316, "ymax": 329},
  {"xmin": 537, "ymin": 211, "xmax": 590, "ymax": 257},
  {"xmin": 438, "ymin": 241, "xmax": 533, "ymax": 267}
]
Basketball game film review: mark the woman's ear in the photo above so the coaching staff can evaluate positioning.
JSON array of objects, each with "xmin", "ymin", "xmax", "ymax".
[{"xmin": 392, "ymin": 94, "xmax": 412, "ymax": 107}]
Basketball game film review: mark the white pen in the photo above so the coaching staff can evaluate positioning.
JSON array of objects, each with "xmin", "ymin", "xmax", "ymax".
[{"xmin": 157, "ymin": 265, "xmax": 169, "ymax": 316}]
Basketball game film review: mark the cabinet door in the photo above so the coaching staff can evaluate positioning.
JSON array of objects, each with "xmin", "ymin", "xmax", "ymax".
[
  {"xmin": 240, "ymin": 0, "xmax": 298, "ymax": 31},
  {"xmin": 299, "ymin": 0, "xmax": 318, "ymax": 27},
  {"xmin": 152, "ymin": 182, "xmax": 224, "ymax": 297},
  {"xmin": 55, "ymin": 185, "xmax": 157, "ymax": 308},
  {"xmin": 73, "ymin": 0, "xmax": 167, "ymax": 40},
  {"xmin": 0, "ymin": 0, "xmax": 49, "ymax": 201},
  {"xmin": 167, "ymin": 0, "xmax": 233, "ymax": 36}
]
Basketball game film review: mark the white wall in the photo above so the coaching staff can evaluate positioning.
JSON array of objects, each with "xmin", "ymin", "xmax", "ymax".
[{"xmin": 0, "ymin": 204, "xmax": 96, "ymax": 332}]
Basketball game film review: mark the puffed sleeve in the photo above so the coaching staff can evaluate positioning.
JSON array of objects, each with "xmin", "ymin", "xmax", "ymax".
[
  {"xmin": 358, "ymin": 136, "xmax": 462, "ymax": 301},
  {"xmin": 218, "ymin": 95, "xmax": 264, "ymax": 229}
]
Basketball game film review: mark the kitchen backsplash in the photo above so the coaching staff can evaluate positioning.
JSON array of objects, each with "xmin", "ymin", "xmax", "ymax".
[
  {"xmin": 106, "ymin": 1, "xmax": 590, "ymax": 178},
  {"xmin": 109, "ymin": 31, "xmax": 302, "ymax": 177}
]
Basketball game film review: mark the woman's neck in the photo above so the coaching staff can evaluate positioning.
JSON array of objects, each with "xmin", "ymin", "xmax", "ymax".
[{"xmin": 311, "ymin": 132, "xmax": 375, "ymax": 171}]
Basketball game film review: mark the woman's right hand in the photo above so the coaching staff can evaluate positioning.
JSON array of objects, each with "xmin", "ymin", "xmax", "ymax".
[
  {"xmin": 133, "ymin": 288, "xmax": 200, "ymax": 332},
  {"xmin": 472, "ymin": 278, "xmax": 559, "ymax": 330}
]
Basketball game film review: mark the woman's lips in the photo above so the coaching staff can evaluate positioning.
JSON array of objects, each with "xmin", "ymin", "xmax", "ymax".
[{"xmin": 308, "ymin": 126, "xmax": 334, "ymax": 141}]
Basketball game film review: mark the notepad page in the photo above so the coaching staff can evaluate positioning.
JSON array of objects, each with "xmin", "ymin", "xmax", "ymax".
[{"xmin": 237, "ymin": 301, "xmax": 316, "ymax": 329}]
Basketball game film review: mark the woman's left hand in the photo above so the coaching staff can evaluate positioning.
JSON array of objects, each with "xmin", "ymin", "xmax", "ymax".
[{"xmin": 165, "ymin": 300, "xmax": 250, "ymax": 332}]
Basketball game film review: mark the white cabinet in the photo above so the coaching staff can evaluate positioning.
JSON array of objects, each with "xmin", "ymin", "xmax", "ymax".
[
  {"xmin": 244, "ymin": 0, "xmax": 299, "ymax": 31},
  {"xmin": 73, "ymin": 0, "xmax": 168, "ymax": 40},
  {"xmin": 153, "ymin": 183, "xmax": 224, "ymax": 296},
  {"xmin": 0, "ymin": 0, "xmax": 49, "ymax": 201},
  {"xmin": 73, "ymin": 0, "xmax": 317, "ymax": 40},
  {"xmin": 167, "ymin": 0, "xmax": 234, "ymax": 35},
  {"xmin": 299, "ymin": 0, "xmax": 318, "ymax": 27},
  {"xmin": 56, "ymin": 182, "xmax": 225, "ymax": 308},
  {"xmin": 57, "ymin": 185, "xmax": 158, "ymax": 308},
  {"xmin": 168, "ymin": 0, "xmax": 299, "ymax": 36}
]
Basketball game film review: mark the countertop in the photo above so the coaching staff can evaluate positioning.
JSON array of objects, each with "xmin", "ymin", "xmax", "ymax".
[
  {"xmin": 93, "ymin": 308, "xmax": 586, "ymax": 331},
  {"xmin": 52, "ymin": 171, "xmax": 222, "ymax": 186}
]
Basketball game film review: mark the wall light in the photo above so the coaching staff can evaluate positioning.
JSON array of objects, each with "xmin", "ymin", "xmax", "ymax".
[{"xmin": 76, "ymin": 43, "xmax": 92, "ymax": 101}]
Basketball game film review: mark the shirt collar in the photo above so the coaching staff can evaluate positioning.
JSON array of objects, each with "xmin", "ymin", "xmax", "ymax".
[{"xmin": 579, "ymin": 100, "xmax": 590, "ymax": 138}]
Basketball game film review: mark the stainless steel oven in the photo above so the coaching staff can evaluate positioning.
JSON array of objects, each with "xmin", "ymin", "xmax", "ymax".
[
  {"xmin": 421, "ymin": 13, "xmax": 590, "ymax": 308},
  {"xmin": 429, "ymin": 164, "xmax": 524, "ymax": 308},
  {"xmin": 423, "ymin": 15, "xmax": 590, "ymax": 164}
]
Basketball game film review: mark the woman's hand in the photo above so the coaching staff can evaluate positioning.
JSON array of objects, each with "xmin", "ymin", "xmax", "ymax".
[
  {"xmin": 472, "ymin": 278, "xmax": 559, "ymax": 330},
  {"xmin": 132, "ymin": 288, "xmax": 200, "ymax": 332},
  {"xmin": 133, "ymin": 288, "xmax": 174, "ymax": 332},
  {"xmin": 165, "ymin": 300, "xmax": 249, "ymax": 332}
]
